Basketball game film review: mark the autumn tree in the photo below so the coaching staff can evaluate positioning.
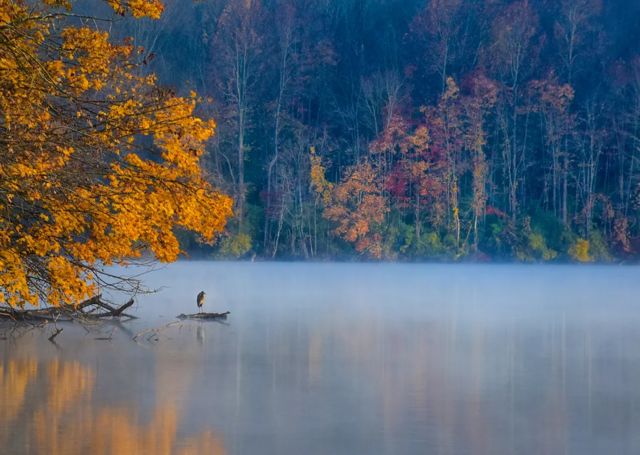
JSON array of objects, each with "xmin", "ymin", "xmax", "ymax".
[
  {"xmin": 323, "ymin": 161, "xmax": 388, "ymax": 259},
  {"xmin": 369, "ymin": 112, "xmax": 447, "ymax": 252},
  {"xmin": 69, "ymin": 0, "xmax": 640, "ymax": 262},
  {"xmin": 0, "ymin": 0, "xmax": 233, "ymax": 307}
]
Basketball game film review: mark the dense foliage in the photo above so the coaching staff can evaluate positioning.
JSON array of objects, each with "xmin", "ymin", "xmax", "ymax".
[
  {"xmin": 172, "ymin": 0, "xmax": 640, "ymax": 262},
  {"xmin": 7, "ymin": 0, "xmax": 640, "ymax": 269},
  {"xmin": 0, "ymin": 0, "xmax": 233, "ymax": 306},
  {"xmin": 120, "ymin": 0, "xmax": 637, "ymax": 262}
]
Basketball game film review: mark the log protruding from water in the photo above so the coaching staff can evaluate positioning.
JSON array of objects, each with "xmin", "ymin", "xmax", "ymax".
[
  {"xmin": 177, "ymin": 311, "xmax": 230, "ymax": 320},
  {"xmin": 0, "ymin": 295, "xmax": 137, "ymax": 322}
]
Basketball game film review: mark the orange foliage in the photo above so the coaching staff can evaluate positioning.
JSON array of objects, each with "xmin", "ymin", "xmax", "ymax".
[
  {"xmin": 324, "ymin": 162, "xmax": 388, "ymax": 258},
  {"xmin": 0, "ymin": 1, "xmax": 232, "ymax": 306}
]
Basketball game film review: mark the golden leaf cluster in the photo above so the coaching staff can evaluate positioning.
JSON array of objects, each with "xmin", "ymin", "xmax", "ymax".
[{"xmin": 0, "ymin": 1, "xmax": 232, "ymax": 306}]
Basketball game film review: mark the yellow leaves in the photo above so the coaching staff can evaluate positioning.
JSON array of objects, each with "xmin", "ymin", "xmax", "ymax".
[
  {"xmin": 44, "ymin": 256, "xmax": 95, "ymax": 306},
  {"xmin": 109, "ymin": 99, "xmax": 140, "ymax": 120},
  {"xmin": 58, "ymin": 146, "xmax": 73, "ymax": 157},
  {"xmin": 0, "ymin": 250, "xmax": 36, "ymax": 307},
  {"xmin": 12, "ymin": 163, "xmax": 37, "ymax": 178},
  {"xmin": 129, "ymin": 0, "xmax": 164, "ymax": 19},
  {"xmin": 0, "ymin": 0, "xmax": 232, "ymax": 307},
  {"xmin": 59, "ymin": 26, "xmax": 136, "ymax": 94},
  {"xmin": 0, "ymin": 57, "xmax": 18, "ymax": 71},
  {"xmin": 310, "ymin": 147, "xmax": 334, "ymax": 206},
  {"xmin": 107, "ymin": 0, "xmax": 164, "ymax": 19},
  {"xmin": 151, "ymin": 98, "xmax": 216, "ymax": 171},
  {"xmin": 0, "ymin": 1, "xmax": 31, "ymax": 26},
  {"xmin": 0, "ymin": 8, "xmax": 9, "ymax": 24},
  {"xmin": 139, "ymin": 117, "xmax": 153, "ymax": 131},
  {"xmin": 77, "ymin": 73, "xmax": 90, "ymax": 91},
  {"xmin": 569, "ymin": 238, "xmax": 592, "ymax": 263},
  {"xmin": 62, "ymin": 28, "xmax": 112, "ymax": 74}
]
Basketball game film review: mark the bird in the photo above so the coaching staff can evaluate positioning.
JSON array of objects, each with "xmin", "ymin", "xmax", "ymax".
[{"xmin": 196, "ymin": 291, "xmax": 206, "ymax": 313}]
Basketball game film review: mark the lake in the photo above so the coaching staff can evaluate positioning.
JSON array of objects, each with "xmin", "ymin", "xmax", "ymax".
[{"xmin": 2, "ymin": 262, "xmax": 640, "ymax": 454}]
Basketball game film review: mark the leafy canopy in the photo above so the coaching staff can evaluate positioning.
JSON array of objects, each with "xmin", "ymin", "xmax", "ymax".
[{"xmin": 0, "ymin": 0, "xmax": 232, "ymax": 306}]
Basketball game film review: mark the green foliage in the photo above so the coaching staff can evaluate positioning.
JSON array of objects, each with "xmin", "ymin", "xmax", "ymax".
[
  {"xmin": 529, "ymin": 212, "xmax": 568, "ymax": 254},
  {"xmin": 514, "ymin": 236, "xmax": 551, "ymax": 262},
  {"xmin": 381, "ymin": 220, "xmax": 406, "ymax": 260},
  {"xmin": 217, "ymin": 233, "xmax": 252, "ymax": 258},
  {"xmin": 372, "ymin": 215, "xmax": 452, "ymax": 260},
  {"xmin": 417, "ymin": 231, "xmax": 447, "ymax": 257},
  {"xmin": 524, "ymin": 232, "xmax": 558, "ymax": 261},
  {"xmin": 587, "ymin": 231, "xmax": 612, "ymax": 262},
  {"xmin": 480, "ymin": 215, "xmax": 558, "ymax": 262},
  {"xmin": 479, "ymin": 216, "xmax": 514, "ymax": 259}
]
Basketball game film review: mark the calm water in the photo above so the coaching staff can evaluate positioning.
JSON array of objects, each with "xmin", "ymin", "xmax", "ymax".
[{"xmin": 2, "ymin": 262, "xmax": 640, "ymax": 454}]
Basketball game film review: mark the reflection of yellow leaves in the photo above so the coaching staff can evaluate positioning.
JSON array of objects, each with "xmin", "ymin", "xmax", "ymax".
[
  {"xmin": 46, "ymin": 360, "xmax": 95, "ymax": 414},
  {"xmin": 1, "ymin": 358, "xmax": 226, "ymax": 454},
  {"xmin": 0, "ymin": 360, "xmax": 38, "ymax": 428},
  {"xmin": 91, "ymin": 407, "xmax": 177, "ymax": 455}
]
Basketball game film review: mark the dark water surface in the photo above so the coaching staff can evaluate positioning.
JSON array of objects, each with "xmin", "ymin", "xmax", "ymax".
[{"xmin": 2, "ymin": 262, "xmax": 640, "ymax": 454}]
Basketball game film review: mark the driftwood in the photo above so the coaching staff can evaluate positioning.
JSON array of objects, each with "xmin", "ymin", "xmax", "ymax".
[
  {"xmin": 0, "ymin": 295, "xmax": 137, "ymax": 323},
  {"xmin": 177, "ymin": 311, "xmax": 230, "ymax": 320}
]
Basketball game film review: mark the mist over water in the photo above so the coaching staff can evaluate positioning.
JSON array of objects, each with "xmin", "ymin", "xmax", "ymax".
[{"xmin": 2, "ymin": 262, "xmax": 640, "ymax": 454}]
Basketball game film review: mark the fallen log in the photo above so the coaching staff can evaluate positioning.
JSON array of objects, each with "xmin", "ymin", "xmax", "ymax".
[
  {"xmin": 177, "ymin": 311, "xmax": 230, "ymax": 320},
  {"xmin": 0, "ymin": 295, "xmax": 137, "ymax": 323}
]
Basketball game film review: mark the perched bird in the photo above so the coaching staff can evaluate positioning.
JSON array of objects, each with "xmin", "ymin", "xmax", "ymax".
[{"xmin": 197, "ymin": 291, "xmax": 206, "ymax": 313}]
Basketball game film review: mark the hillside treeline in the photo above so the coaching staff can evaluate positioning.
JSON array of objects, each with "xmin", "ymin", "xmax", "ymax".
[{"xmin": 115, "ymin": 0, "xmax": 640, "ymax": 261}]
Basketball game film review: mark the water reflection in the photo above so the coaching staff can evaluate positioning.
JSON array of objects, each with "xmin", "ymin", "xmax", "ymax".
[
  {"xmin": 0, "ymin": 355, "xmax": 224, "ymax": 454},
  {"xmin": 2, "ymin": 263, "xmax": 640, "ymax": 454}
]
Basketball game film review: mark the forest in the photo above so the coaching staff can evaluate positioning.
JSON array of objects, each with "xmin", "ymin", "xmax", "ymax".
[
  {"xmin": 102, "ymin": 0, "xmax": 639, "ymax": 262},
  {"xmin": 6, "ymin": 0, "xmax": 640, "ymax": 268}
]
